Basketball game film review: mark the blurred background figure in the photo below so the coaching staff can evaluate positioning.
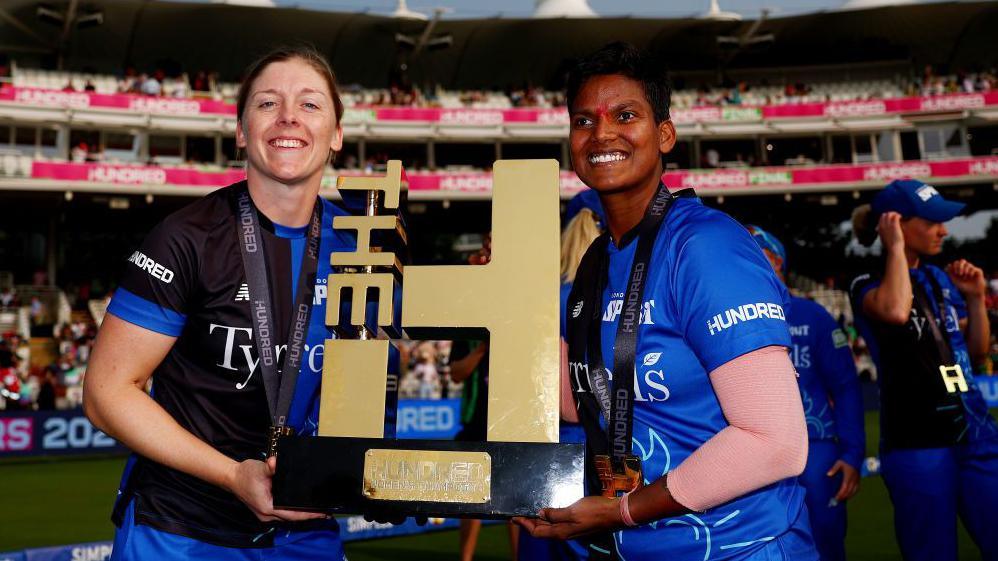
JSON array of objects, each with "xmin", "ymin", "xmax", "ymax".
[
  {"xmin": 750, "ymin": 224, "xmax": 865, "ymax": 561},
  {"xmin": 850, "ymin": 179, "xmax": 998, "ymax": 561}
]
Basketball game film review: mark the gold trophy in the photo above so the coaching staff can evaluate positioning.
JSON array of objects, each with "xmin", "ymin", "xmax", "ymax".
[{"xmin": 272, "ymin": 159, "xmax": 585, "ymax": 518}]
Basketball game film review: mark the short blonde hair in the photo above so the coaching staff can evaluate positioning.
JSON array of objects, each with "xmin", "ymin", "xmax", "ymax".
[
  {"xmin": 560, "ymin": 208, "xmax": 603, "ymax": 283},
  {"xmin": 851, "ymin": 204, "xmax": 878, "ymax": 247}
]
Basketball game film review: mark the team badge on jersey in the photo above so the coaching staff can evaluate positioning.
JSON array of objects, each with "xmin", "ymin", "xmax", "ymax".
[
  {"xmin": 832, "ymin": 328, "xmax": 849, "ymax": 348},
  {"xmin": 642, "ymin": 352, "xmax": 662, "ymax": 366},
  {"xmin": 234, "ymin": 283, "xmax": 250, "ymax": 302}
]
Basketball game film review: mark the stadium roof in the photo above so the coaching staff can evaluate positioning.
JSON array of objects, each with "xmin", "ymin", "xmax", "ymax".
[
  {"xmin": 533, "ymin": 0, "xmax": 598, "ymax": 18},
  {"xmin": 2, "ymin": 0, "xmax": 996, "ymax": 88},
  {"xmin": 839, "ymin": 0, "xmax": 919, "ymax": 10}
]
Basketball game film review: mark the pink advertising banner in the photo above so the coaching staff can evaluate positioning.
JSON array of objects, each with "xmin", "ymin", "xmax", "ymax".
[
  {"xmin": 368, "ymin": 107, "xmax": 568, "ymax": 125},
  {"xmin": 30, "ymin": 157, "xmax": 998, "ymax": 192},
  {"xmin": 31, "ymin": 161, "xmax": 246, "ymax": 186},
  {"xmin": 760, "ymin": 93, "xmax": 998, "ymax": 120},
  {"xmin": 0, "ymin": 87, "xmax": 235, "ymax": 116},
  {"xmin": 3, "ymin": 85, "xmax": 995, "ymax": 124},
  {"xmin": 662, "ymin": 157, "xmax": 998, "ymax": 190}
]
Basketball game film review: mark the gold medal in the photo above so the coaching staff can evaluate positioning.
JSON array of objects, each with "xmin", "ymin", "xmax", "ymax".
[
  {"xmin": 939, "ymin": 364, "xmax": 969, "ymax": 394},
  {"xmin": 595, "ymin": 454, "xmax": 643, "ymax": 498}
]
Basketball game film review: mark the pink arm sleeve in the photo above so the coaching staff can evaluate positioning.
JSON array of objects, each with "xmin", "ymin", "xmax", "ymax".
[{"xmin": 667, "ymin": 345, "xmax": 808, "ymax": 512}]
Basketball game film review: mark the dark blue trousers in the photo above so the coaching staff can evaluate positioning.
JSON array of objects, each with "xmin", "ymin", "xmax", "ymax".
[
  {"xmin": 798, "ymin": 440, "xmax": 848, "ymax": 561},
  {"xmin": 881, "ymin": 437, "xmax": 998, "ymax": 561},
  {"xmin": 110, "ymin": 500, "xmax": 345, "ymax": 561}
]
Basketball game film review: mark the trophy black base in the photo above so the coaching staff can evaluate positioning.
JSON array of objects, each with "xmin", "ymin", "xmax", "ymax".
[{"xmin": 273, "ymin": 436, "xmax": 585, "ymax": 519}]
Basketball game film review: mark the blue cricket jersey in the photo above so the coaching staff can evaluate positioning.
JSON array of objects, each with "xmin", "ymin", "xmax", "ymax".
[
  {"xmin": 560, "ymin": 282, "xmax": 588, "ymax": 448},
  {"xmin": 561, "ymin": 282, "xmax": 572, "ymax": 340},
  {"xmin": 579, "ymin": 196, "xmax": 807, "ymax": 561},
  {"xmin": 787, "ymin": 296, "xmax": 865, "ymax": 470}
]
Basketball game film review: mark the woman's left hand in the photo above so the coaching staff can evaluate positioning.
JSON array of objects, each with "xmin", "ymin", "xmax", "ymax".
[
  {"xmin": 230, "ymin": 456, "xmax": 329, "ymax": 523},
  {"xmin": 945, "ymin": 259, "xmax": 986, "ymax": 299},
  {"xmin": 513, "ymin": 496, "xmax": 622, "ymax": 540},
  {"xmin": 827, "ymin": 460, "xmax": 861, "ymax": 502}
]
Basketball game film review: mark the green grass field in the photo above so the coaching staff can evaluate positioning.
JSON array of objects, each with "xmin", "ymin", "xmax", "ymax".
[{"xmin": 0, "ymin": 412, "xmax": 990, "ymax": 560}]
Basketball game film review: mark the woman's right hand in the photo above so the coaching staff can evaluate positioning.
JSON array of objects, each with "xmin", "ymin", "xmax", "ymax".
[
  {"xmin": 862, "ymin": 210, "xmax": 915, "ymax": 325},
  {"xmin": 877, "ymin": 211, "xmax": 905, "ymax": 253},
  {"xmin": 85, "ymin": 317, "xmax": 329, "ymax": 525},
  {"xmin": 228, "ymin": 456, "xmax": 329, "ymax": 523}
]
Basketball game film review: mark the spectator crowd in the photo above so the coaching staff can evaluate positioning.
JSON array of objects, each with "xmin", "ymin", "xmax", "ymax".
[
  {"xmin": 0, "ymin": 286, "xmax": 96, "ymax": 412},
  {"xmin": 34, "ymin": 61, "xmax": 998, "ymax": 112}
]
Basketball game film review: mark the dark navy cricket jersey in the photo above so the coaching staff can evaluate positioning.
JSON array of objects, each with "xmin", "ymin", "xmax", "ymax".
[
  {"xmin": 572, "ymin": 196, "xmax": 808, "ymax": 561},
  {"xmin": 851, "ymin": 265, "xmax": 998, "ymax": 449},
  {"xmin": 106, "ymin": 182, "xmax": 355, "ymax": 547},
  {"xmin": 787, "ymin": 295, "xmax": 865, "ymax": 470}
]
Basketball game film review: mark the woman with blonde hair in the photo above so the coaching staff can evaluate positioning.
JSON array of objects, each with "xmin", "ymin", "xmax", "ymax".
[
  {"xmin": 561, "ymin": 205, "xmax": 605, "ymax": 284},
  {"xmin": 84, "ymin": 46, "xmax": 354, "ymax": 560}
]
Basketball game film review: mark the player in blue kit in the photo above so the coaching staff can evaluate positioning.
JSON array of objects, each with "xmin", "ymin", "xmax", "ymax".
[
  {"xmin": 850, "ymin": 179, "xmax": 998, "ymax": 561},
  {"xmin": 83, "ymin": 47, "xmax": 355, "ymax": 560},
  {"xmin": 516, "ymin": 42, "xmax": 817, "ymax": 561},
  {"xmin": 749, "ymin": 225, "xmax": 865, "ymax": 561}
]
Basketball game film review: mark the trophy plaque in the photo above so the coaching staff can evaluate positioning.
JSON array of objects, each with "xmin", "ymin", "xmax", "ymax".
[{"xmin": 272, "ymin": 159, "xmax": 585, "ymax": 518}]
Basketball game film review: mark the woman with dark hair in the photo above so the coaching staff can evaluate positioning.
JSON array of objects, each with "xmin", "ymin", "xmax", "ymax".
[
  {"xmin": 84, "ymin": 46, "xmax": 354, "ymax": 560},
  {"xmin": 850, "ymin": 179, "xmax": 998, "ymax": 561},
  {"xmin": 516, "ymin": 42, "xmax": 817, "ymax": 561}
]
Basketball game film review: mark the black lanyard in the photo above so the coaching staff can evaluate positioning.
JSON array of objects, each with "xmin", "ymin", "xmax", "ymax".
[
  {"xmin": 568, "ymin": 185, "xmax": 690, "ymax": 467},
  {"xmin": 233, "ymin": 185, "xmax": 322, "ymax": 434},
  {"xmin": 912, "ymin": 268, "xmax": 956, "ymax": 367},
  {"xmin": 566, "ymin": 185, "xmax": 692, "ymax": 561}
]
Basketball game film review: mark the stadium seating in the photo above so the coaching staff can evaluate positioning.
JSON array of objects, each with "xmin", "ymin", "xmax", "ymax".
[
  {"xmin": 672, "ymin": 79, "xmax": 906, "ymax": 108},
  {"xmin": 15, "ymin": 63, "xmax": 986, "ymax": 111},
  {"xmin": 0, "ymin": 153, "xmax": 32, "ymax": 178},
  {"xmin": 13, "ymin": 66, "xmax": 119, "ymax": 95},
  {"xmin": 1, "ymin": 153, "xmax": 23, "ymax": 177},
  {"xmin": 788, "ymin": 276, "xmax": 854, "ymax": 326}
]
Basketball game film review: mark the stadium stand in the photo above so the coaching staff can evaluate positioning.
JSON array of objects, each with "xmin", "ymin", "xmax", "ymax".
[
  {"xmin": 1, "ymin": 1, "xmax": 996, "ymax": 410},
  {"xmin": 10, "ymin": 63, "xmax": 996, "ymax": 110}
]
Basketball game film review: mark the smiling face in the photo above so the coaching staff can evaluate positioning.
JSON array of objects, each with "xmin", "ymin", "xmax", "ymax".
[
  {"xmin": 236, "ymin": 58, "xmax": 343, "ymax": 189},
  {"xmin": 901, "ymin": 216, "xmax": 948, "ymax": 256},
  {"xmin": 569, "ymin": 74, "xmax": 675, "ymax": 196}
]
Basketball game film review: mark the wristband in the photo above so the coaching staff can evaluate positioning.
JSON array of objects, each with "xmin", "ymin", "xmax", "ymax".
[{"xmin": 619, "ymin": 491, "xmax": 638, "ymax": 527}]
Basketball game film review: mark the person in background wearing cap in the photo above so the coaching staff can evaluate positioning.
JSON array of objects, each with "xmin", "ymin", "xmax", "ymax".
[
  {"xmin": 749, "ymin": 225, "xmax": 865, "ymax": 561},
  {"xmin": 850, "ymin": 179, "xmax": 998, "ymax": 561}
]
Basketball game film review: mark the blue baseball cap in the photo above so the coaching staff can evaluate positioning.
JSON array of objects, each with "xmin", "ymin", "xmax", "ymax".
[
  {"xmin": 564, "ymin": 188, "xmax": 606, "ymax": 226},
  {"xmin": 747, "ymin": 225, "xmax": 786, "ymax": 273},
  {"xmin": 871, "ymin": 179, "xmax": 965, "ymax": 223}
]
